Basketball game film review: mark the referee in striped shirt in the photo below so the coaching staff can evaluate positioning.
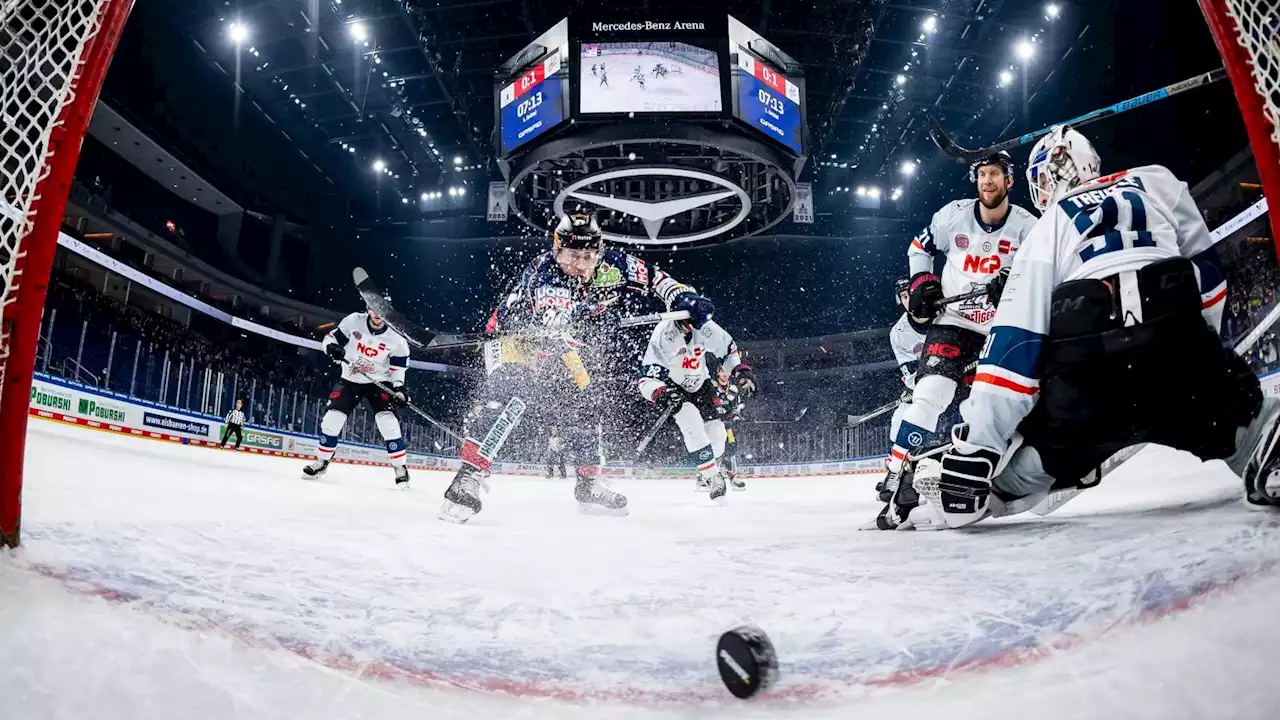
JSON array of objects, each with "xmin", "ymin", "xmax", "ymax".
[{"xmin": 220, "ymin": 398, "xmax": 246, "ymax": 450}]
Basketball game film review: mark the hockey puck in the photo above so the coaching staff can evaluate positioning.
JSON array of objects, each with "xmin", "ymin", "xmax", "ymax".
[{"xmin": 716, "ymin": 625, "xmax": 778, "ymax": 699}]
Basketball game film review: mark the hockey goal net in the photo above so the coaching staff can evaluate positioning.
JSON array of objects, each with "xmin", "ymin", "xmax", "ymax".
[
  {"xmin": 0, "ymin": 0, "xmax": 133, "ymax": 547},
  {"xmin": 1199, "ymin": 0, "xmax": 1280, "ymax": 258}
]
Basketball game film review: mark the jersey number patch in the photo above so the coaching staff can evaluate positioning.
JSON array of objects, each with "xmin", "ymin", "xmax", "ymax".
[{"xmin": 1073, "ymin": 191, "xmax": 1155, "ymax": 262}]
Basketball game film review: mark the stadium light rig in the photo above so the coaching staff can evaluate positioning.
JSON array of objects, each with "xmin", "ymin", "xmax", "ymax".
[
  {"xmin": 900, "ymin": 160, "xmax": 917, "ymax": 176},
  {"xmin": 372, "ymin": 159, "xmax": 386, "ymax": 172},
  {"xmin": 1046, "ymin": 3, "xmax": 1061, "ymax": 18},
  {"xmin": 891, "ymin": 187, "xmax": 904, "ymax": 201},
  {"xmin": 349, "ymin": 21, "xmax": 369, "ymax": 43},
  {"xmin": 999, "ymin": 69, "xmax": 1015, "ymax": 87},
  {"xmin": 227, "ymin": 21, "xmax": 248, "ymax": 45},
  {"xmin": 895, "ymin": 74, "xmax": 907, "ymax": 86},
  {"xmin": 1016, "ymin": 39, "xmax": 1035, "ymax": 61},
  {"xmin": 922, "ymin": 16, "xmax": 938, "ymax": 34}
]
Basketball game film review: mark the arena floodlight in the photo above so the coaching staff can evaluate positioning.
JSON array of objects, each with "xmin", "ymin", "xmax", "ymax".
[
  {"xmin": 349, "ymin": 21, "xmax": 369, "ymax": 43},
  {"xmin": 999, "ymin": 69, "xmax": 1015, "ymax": 87},
  {"xmin": 922, "ymin": 16, "xmax": 938, "ymax": 34},
  {"xmin": 1046, "ymin": 4, "xmax": 1061, "ymax": 19},
  {"xmin": 228, "ymin": 22, "xmax": 248, "ymax": 45},
  {"xmin": 900, "ymin": 160, "xmax": 917, "ymax": 176},
  {"xmin": 453, "ymin": 155, "xmax": 463, "ymax": 166},
  {"xmin": 868, "ymin": 187, "xmax": 882, "ymax": 198},
  {"xmin": 856, "ymin": 186, "xmax": 867, "ymax": 196},
  {"xmin": 895, "ymin": 74, "xmax": 907, "ymax": 86},
  {"xmin": 1016, "ymin": 39, "xmax": 1035, "ymax": 61},
  {"xmin": 372, "ymin": 159, "xmax": 385, "ymax": 172}
]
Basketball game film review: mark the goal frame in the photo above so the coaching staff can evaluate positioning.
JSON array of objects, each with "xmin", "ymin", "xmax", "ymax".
[
  {"xmin": 0, "ymin": 0, "xmax": 135, "ymax": 548},
  {"xmin": 1198, "ymin": 0, "xmax": 1280, "ymax": 256}
]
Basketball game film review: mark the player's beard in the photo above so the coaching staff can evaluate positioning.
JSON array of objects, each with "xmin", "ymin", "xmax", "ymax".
[{"xmin": 978, "ymin": 182, "xmax": 1008, "ymax": 210}]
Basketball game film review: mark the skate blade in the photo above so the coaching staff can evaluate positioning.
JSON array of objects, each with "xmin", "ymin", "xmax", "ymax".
[
  {"xmin": 395, "ymin": 482, "xmax": 412, "ymax": 492},
  {"xmin": 731, "ymin": 484, "xmax": 746, "ymax": 491},
  {"xmin": 438, "ymin": 501, "xmax": 476, "ymax": 524},
  {"xmin": 710, "ymin": 494, "xmax": 728, "ymax": 506},
  {"xmin": 578, "ymin": 502, "xmax": 630, "ymax": 517}
]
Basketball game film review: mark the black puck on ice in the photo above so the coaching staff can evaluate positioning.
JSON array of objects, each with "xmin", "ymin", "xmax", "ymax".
[{"xmin": 716, "ymin": 625, "xmax": 778, "ymax": 699}]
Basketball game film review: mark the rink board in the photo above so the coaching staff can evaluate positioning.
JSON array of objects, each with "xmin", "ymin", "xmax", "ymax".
[{"xmin": 25, "ymin": 373, "xmax": 886, "ymax": 478}]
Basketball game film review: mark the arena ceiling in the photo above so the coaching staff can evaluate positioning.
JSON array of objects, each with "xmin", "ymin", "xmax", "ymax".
[{"xmin": 153, "ymin": 0, "xmax": 1104, "ymax": 231}]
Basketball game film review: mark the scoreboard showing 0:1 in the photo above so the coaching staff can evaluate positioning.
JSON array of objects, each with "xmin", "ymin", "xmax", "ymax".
[
  {"xmin": 499, "ymin": 50, "xmax": 567, "ymax": 156},
  {"xmin": 735, "ymin": 49, "xmax": 803, "ymax": 154}
]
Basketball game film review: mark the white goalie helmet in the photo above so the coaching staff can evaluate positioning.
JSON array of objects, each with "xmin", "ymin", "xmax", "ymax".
[{"xmin": 1026, "ymin": 125, "xmax": 1101, "ymax": 212}]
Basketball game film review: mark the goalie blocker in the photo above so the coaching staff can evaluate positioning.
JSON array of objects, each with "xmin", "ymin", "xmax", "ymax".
[{"xmin": 915, "ymin": 257, "xmax": 1280, "ymax": 529}]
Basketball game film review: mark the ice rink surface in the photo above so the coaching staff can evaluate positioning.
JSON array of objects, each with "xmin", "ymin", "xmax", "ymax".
[
  {"xmin": 579, "ymin": 53, "xmax": 721, "ymax": 114},
  {"xmin": 5, "ymin": 418, "xmax": 1280, "ymax": 719}
]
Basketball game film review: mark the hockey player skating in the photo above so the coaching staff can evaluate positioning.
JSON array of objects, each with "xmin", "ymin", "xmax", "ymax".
[
  {"xmin": 877, "ymin": 151, "xmax": 1038, "ymax": 528},
  {"xmin": 651, "ymin": 63, "xmax": 668, "ymax": 78},
  {"xmin": 303, "ymin": 307, "xmax": 412, "ymax": 487},
  {"xmin": 715, "ymin": 367, "xmax": 747, "ymax": 491},
  {"xmin": 439, "ymin": 213, "xmax": 715, "ymax": 523},
  {"xmin": 875, "ymin": 276, "xmax": 931, "ymax": 501},
  {"xmin": 591, "ymin": 63, "xmax": 597, "ymax": 76},
  {"xmin": 631, "ymin": 66, "xmax": 645, "ymax": 89},
  {"xmin": 599, "ymin": 67, "xmax": 609, "ymax": 87},
  {"xmin": 891, "ymin": 125, "xmax": 1280, "ymax": 531},
  {"xmin": 637, "ymin": 318, "xmax": 756, "ymax": 504}
]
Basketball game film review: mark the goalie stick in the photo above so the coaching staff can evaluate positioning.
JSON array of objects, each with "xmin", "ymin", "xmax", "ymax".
[
  {"xmin": 928, "ymin": 67, "xmax": 1227, "ymax": 163},
  {"xmin": 352, "ymin": 267, "xmax": 435, "ymax": 349}
]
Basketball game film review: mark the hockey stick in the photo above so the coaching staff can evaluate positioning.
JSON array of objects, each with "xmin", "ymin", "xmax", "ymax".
[
  {"xmin": 636, "ymin": 403, "xmax": 677, "ymax": 454},
  {"xmin": 352, "ymin": 268, "xmax": 435, "ymax": 349},
  {"xmin": 848, "ymin": 399, "xmax": 899, "ymax": 427},
  {"xmin": 619, "ymin": 310, "xmax": 691, "ymax": 328},
  {"xmin": 427, "ymin": 311, "xmax": 691, "ymax": 350},
  {"xmin": 341, "ymin": 360, "xmax": 465, "ymax": 442},
  {"xmin": 928, "ymin": 67, "xmax": 1227, "ymax": 163}
]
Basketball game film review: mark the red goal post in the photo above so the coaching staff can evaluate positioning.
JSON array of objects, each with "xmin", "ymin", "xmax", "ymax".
[
  {"xmin": 1198, "ymin": 0, "xmax": 1280, "ymax": 256},
  {"xmin": 0, "ymin": 0, "xmax": 135, "ymax": 548}
]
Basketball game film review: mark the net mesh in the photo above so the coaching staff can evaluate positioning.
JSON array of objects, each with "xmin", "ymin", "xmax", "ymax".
[
  {"xmin": 0, "ymin": 0, "xmax": 111, "ymax": 401},
  {"xmin": 1222, "ymin": 0, "xmax": 1280, "ymax": 147}
]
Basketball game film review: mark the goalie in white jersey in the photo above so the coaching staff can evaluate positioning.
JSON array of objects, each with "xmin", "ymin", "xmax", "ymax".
[
  {"xmin": 879, "ymin": 152, "xmax": 1038, "ymax": 525},
  {"xmin": 637, "ymin": 318, "xmax": 757, "ymax": 504},
  {"xmin": 302, "ymin": 307, "xmax": 413, "ymax": 487},
  {"xmin": 895, "ymin": 125, "xmax": 1280, "ymax": 531}
]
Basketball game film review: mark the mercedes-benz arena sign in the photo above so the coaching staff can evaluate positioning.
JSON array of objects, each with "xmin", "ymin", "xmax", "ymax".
[{"xmin": 553, "ymin": 166, "xmax": 752, "ymax": 247}]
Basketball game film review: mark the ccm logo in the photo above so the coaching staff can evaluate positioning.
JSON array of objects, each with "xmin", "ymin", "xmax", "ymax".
[
  {"xmin": 356, "ymin": 342, "xmax": 386, "ymax": 358},
  {"xmin": 926, "ymin": 343, "xmax": 961, "ymax": 358},
  {"xmin": 963, "ymin": 254, "xmax": 1002, "ymax": 273}
]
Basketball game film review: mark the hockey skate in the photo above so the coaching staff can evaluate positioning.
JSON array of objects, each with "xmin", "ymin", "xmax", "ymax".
[
  {"xmin": 301, "ymin": 459, "xmax": 330, "ymax": 479},
  {"xmin": 728, "ymin": 472, "xmax": 746, "ymax": 491},
  {"xmin": 695, "ymin": 476, "xmax": 709, "ymax": 492},
  {"xmin": 394, "ymin": 465, "xmax": 410, "ymax": 490},
  {"xmin": 574, "ymin": 472, "xmax": 629, "ymax": 516},
  {"xmin": 438, "ymin": 465, "xmax": 490, "ymax": 524},
  {"xmin": 1230, "ymin": 397, "xmax": 1280, "ymax": 509},
  {"xmin": 707, "ymin": 470, "xmax": 728, "ymax": 506}
]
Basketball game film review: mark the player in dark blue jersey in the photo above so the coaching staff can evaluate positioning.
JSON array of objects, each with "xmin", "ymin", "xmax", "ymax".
[{"xmin": 440, "ymin": 213, "xmax": 715, "ymax": 523}]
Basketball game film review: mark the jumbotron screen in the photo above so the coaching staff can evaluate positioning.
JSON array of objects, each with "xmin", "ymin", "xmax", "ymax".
[
  {"xmin": 734, "ymin": 49, "xmax": 803, "ymax": 154},
  {"xmin": 498, "ymin": 50, "xmax": 568, "ymax": 156},
  {"xmin": 579, "ymin": 41, "xmax": 722, "ymax": 114}
]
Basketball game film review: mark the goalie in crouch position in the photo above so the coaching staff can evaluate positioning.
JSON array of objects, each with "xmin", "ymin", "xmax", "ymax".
[
  {"xmin": 303, "ymin": 306, "xmax": 412, "ymax": 487},
  {"xmin": 637, "ymin": 317, "xmax": 757, "ymax": 503},
  {"xmin": 439, "ymin": 213, "xmax": 715, "ymax": 523},
  {"xmin": 899, "ymin": 125, "xmax": 1280, "ymax": 531}
]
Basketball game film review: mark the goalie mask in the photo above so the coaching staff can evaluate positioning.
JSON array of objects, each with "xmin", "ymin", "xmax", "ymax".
[{"xmin": 1026, "ymin": 125, "xmax": 1101, "ymax": 212}]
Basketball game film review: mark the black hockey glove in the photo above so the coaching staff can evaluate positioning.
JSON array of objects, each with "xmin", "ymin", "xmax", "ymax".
[
  {"xmin": 672, "ymin": 291, "xmax": 715, "ymax": 329},
  {"xmin": 986, "ymin": 267, "xmax": 1011, "ymax": 306},
  {"xmin": 907, "ymin": 272, "xmax": 943, "ymax": 319},
  {"xmin": 650, "ymin": 384, "xmax": 686, "ymax": 415},
  {"xmin": 732, "ymin": 365, "xmax": 757, "ymax": 398},
  {"xmin": 325, "ymin": 343, "xmax": 345, "ymax": 363},
  {"xmin": 388, "ymin": 383, "xmax": 410, "ymax": 409}
]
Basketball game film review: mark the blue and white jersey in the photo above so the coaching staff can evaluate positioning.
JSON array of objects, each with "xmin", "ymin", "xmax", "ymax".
[
  {"xmin": 961, "ymin": 165, "xmax": 1227, "ymax": 453},
  {"xmin": 888, "ymin": 312, "xmax": 929, "ymax": 388},
  {"xmin": 323, "ymin": 312, "xmax": 411, "ymax": 385},
  {"xmin": 637, "ymin": 320, "xmax": 741, "ymax": 399},
  {"xmin": 908, "ymin": 199, "xmax": 1038, "ymax": 333}
]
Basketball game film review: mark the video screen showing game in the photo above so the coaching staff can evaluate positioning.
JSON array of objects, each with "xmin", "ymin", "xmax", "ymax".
[{"xmin": 579, "ymin": 41, "xmax": 722, "ymax": 114}]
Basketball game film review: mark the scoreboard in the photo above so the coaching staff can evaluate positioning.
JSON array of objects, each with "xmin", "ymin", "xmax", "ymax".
[
  {"xmin": 733, "ymin": 49, "xmax": 803, "ymax": 154},
  {"xmin": 499, "ymin": 49, "xmax": 567, "ymax": 156}
]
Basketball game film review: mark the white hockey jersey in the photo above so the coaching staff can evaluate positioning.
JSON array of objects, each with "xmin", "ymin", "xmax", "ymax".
[
  {"xmin": 888, "ymin": 313, "xmax": 929, "ymax": 388},
  {"xmin": 908, "ymin": 199, "xmax": 1038, "ymax": 333},
  {"xmin": 637, "ymin": 320, "xmax": 742, "ymax": 400},
  {"xmin": 961, "ymin": 165, "xmax": 1228, "ymax": 453},
  {"xmin": 322, "ymin": 312, "xmax": 411, "ymax": 385}
]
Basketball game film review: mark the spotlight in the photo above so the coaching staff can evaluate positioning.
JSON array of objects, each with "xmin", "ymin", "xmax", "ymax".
[
  {"xmin": 349, "ymin": 22, "xmax": 368, "ymax": 43},
  {"xmin": 372, "ymin": 159, "xmax": 385, "ymax": 172},
  {"xmin": 895, "ymin": 74, "xmax": 907, "ymax": 86},
  {"xmin": 1016, "ymin": 39, "xmax": 1035, "ymax": 61},
  {"xmin": 448, "ymin": 187, "xmax": 457, "ymax": 197},
  {"xmin": 891, "ymin": 187, "xmax": 904, "ymax": 201},
  {"xmin": 900, "ymin": 160, "xmax": 917, "ymax": 176},
  {"xmin": 453, "ymin": 155, "xmax": 463, "ymax": 166},
  {"xmin": 401, "ymin": 198, "xmax": 408, "ymax": 204},
  {"xmin": 228, "ymin": 22, "xmax": 248, "ymax": 45},
  {"xmin": 421, "ymin": 192, "xmax": 428, "ymax": 201},
  {"xmin": 999, "ymin": 69, "xmax": 1015, "ymax": 87},
  {"xmin": 1046, "ymin": 3, "xmax": 1061, "ymax": 18},
  {"xmin": 856, "ymin": 186, "xmax": 867, "ymax": 196},
  {"xmin": 922, "ymin": 16, "xmax": 938, "ymax": 34},
  {"xmin": 458, "ymin": 186, "xmax": 466, "ymax": 196},
  {"xmin": 868, "ymin": 187, "xmax": 881, "ymax": 198}
]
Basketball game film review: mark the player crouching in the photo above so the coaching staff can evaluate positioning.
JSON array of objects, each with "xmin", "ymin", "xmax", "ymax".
[
  {"xmin": 891, "ymin": 126, "xmax": 1280, "ymax": 531},
  {"xmin": 638, "ymin": 317, "xmax": 756, "ymax": 504},
  {"xmin": 302, "ymin": 306, "xmax": 413, "ymax": 488}
]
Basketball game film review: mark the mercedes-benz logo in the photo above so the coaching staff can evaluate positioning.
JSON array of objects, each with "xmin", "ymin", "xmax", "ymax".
[{"xmin": 553, "ymin": 166, "xmax": 752, "ymax": 246}]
